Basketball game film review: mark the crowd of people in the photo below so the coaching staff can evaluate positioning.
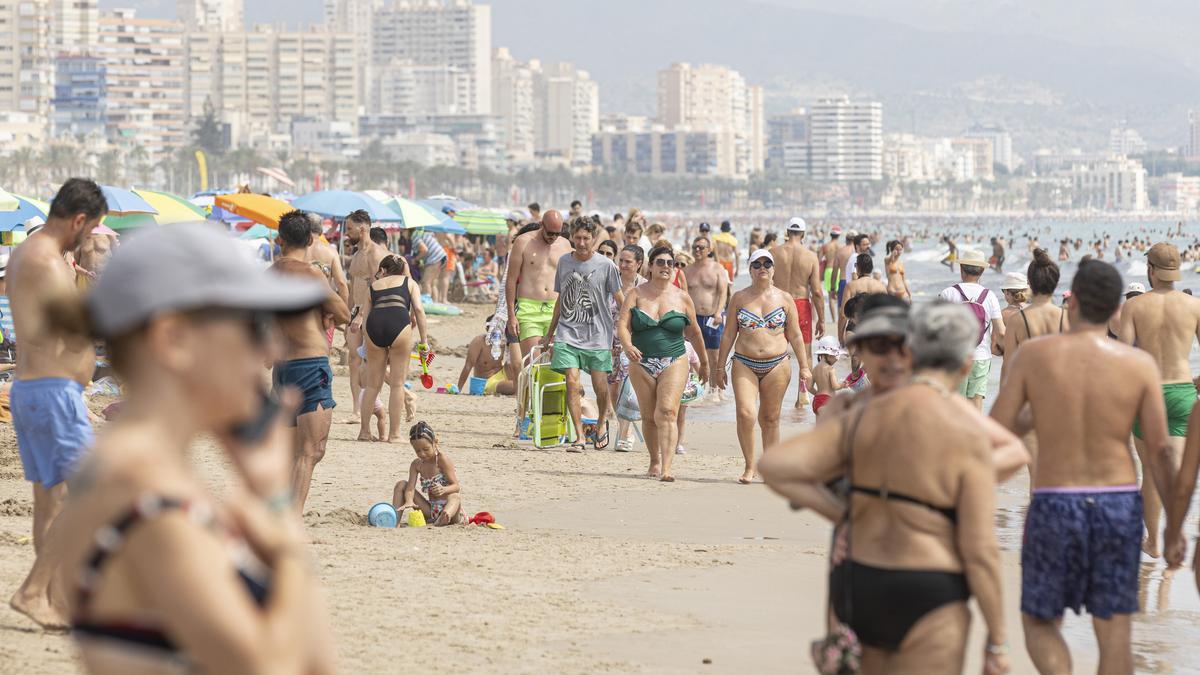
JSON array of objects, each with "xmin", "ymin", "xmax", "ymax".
[{"xmin": 3, "ymin": 177, "xmax": 1199, "ymax": 675}]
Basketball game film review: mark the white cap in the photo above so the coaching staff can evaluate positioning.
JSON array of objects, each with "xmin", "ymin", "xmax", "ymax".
[
  {"xmin": 1126, "ymin": 282, "xmax": 1146, "ymax": 294},
  {"xmin": 749, "ymin": 249, "xmax": 773, "ymax": 264},
  {"xmin": 0, "ymin": 253, "xmax": 8, "ymax": 278},
  {"xmin": 999, "ymin": 272, "xmax": 1028, "ymax": 291},
  {"xmin": 787, "ymin": 217, "xmax": 806, "ymax": 233},
  {"xmin": 24, "ymin": 216, "xmax": 44, "ymax": 234},
  {"xmin": 814, "ymin": 335, "xmax": 843, "ymax": 357}
]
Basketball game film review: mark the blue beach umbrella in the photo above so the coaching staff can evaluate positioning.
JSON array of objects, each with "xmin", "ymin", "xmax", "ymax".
[
  {"xmin": 100, "ymin": 185, "xmax": 158, "ymax": 216},
  {"xmin": 0, "ymin": 196, "xmax": 49, "ymax": 232},
  {"xmin": 292, "ymin": 190, "xmax": 402, "ymax": 222}
]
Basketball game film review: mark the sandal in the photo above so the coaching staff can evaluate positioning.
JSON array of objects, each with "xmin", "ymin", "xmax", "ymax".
[
  {"xmin": 592, "ymin": 421, "xmax": 610, "ymax": 450},
  {"xmin": 566, "ymin": 441, "xmax": 587, "ymax": 453},
  {"xmin": 615, "ymin": 439, "xmax": 634, "ymax": 453}
]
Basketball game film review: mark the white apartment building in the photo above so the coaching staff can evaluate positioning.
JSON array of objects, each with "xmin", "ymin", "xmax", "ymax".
[
  {"xmin": 0, "ymin": 0, "xmax": 53, "ymax": 128},
  {"xmin": 951, "ymin": 137, "xmax": 994, "ymax": 181},
  {"xmin": 97, "ymin": 10, "xmax": 186, "ymax": 160},
  {"xmin": 374, "ymin": 62, "xmax": 470, "ymax": 116},
  {"xmin": 532, "ymin": 61, "xmax": 597, "ymax": 166},
  {"xmin": 491, "ymin": 47, "xmax": 534, "ymax": 164},
  {"xmin": 371, "ymin": 0, "xmax": 490, "ymax": 115},
  {"xmin": 52, "ymin": 0, "xmax": 98, "ymax": 55},
  {"xmin": 177, "ymin": 0, "xmax": 243, "ymax": 31},
  {"xmin": 1159, "ymin": 173, "xmax": 1200, "ymax": 212},
  {"xmin": 591, "ymin": 127, "xmax": 736, "ymax": 178},
  {"xmin": 964, "ymin": 124, "xmax": 1013, "ymax": 171},
  {"xmin": 324, "ymin": 0, "xmax": 381, "ymax": 107},
  {"xmin": 810, "ymin": 97, "xmax": 882, "ymax": 181},
  {"xmin": 1189, "ymin": 110, "xmax": 1200, "ymax": 159},
  {"xmin": 1109, "ymin": 126, "xmax": 1147, "ymax": 156},
  {"xmin": 1069, "ymin": 156, "xmax": 1147, "ymax": 211},
  {"xmin": 656, "ymin": 62, "xmax": 764, "ymax": 173}
]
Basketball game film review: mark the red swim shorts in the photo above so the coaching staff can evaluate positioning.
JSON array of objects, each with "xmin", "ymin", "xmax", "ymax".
[{"xmin": 794, "ymin": 298, "xmax": 813, "ymax": 344}]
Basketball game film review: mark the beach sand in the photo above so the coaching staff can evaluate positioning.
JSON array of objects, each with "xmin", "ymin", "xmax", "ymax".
[{"xmin": 0, "ymin": 303, "xmax": 1193, "ymax": 673}]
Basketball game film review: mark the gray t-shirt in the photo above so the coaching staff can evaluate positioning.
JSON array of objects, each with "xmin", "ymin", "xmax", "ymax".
[{"xmin": 554, "ymin": 252, "xmax": 621, "ymax": 350}]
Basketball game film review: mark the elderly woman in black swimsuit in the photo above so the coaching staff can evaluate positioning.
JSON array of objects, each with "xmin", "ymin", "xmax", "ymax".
[
  {"xmin": 360, "ymin": 255, "xmax": 429, "ymax": 443},
  {"xmin": 714, "ymin": 249, "xmax": 812, "ymax": 484},
  {"xmin": 762, "ymin": 302, "xmax": 1021, "ymax": 675},
  {"xmin": 46, "ymin": 225, "xmax": 336, "ymax": 673}
]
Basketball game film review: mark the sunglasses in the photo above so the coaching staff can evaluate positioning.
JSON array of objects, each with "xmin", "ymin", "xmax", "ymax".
[
  {"xmin": 859, "ymin": 336, "xmax": 906, "ymax": 356},
  {"xmin": 750, "ymin": 260, "xmax": 774, "ymax": 270},
  {"xmin": 543, "ymin": 229, "xmax": 560, "ymax": 239},
  {"xmin": 651, "ymin": 258, "xmax": 676, "ymax": 268},
  {"xmin": 192, "ymin": 308, "xmax": 274, "ymax": 346},
  {"xmin": 692, "ymin": 244, "xmax": 708, "ymax": 250},
  {"xmin": 600, "ymin": 249, "xmax": 615, "ymax": 258}
]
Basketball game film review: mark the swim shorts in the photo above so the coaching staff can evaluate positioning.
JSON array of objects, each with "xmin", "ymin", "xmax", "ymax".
[
  {"xmin": 696, "ymin": 314, "xmax": 724, "ymax": 350},
  {"xmin": 837, "ymin": 279, "xmax": 847, "ymax": 307},
  {"xmin": 1021, "ymin": 487, "xmax": 1141, "ymax": 620},
  {"xmin": 272, "ymin": 357, "xmax": 335, "ymax": 426},
  {"xmin": 484, "ymin": 369, "xmax": 507, "ymax": 395},
  {"xmin": 719, "ymin": 260, "xmax": 734, "ymax": 281},
  {"xmin": 550, "ymin": 342, "xmax": 613, "ymax": 373},
  {"xmin": 824, "ymin": 268, "xmax": 835, "ymax": 293},
  {"xmin": 812, "ymin": 393, "xmax": 832, "ymax": 415},
  {"xmin": 11, "ymin": 378, "xmax": 94, "ymax": 488},
  {"xmin": 514, "ymin": 297, "xmax": 555, "ymax": 342},
  {"xmin": 957, "ymin": 359, "xmax": 991, "ymax": 399},
  {"xmin": 794, "ymin": 298, "xmax": 814, "ymax": 344},
  {"xmin": 1132, "ymin": 382, "xmax": 1197, "ymax": 439}
]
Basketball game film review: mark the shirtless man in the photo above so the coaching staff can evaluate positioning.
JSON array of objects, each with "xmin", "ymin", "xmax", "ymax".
[
  {"xmin": 991, "ymin": 260, "xmax": 1178, "ymax": 675},
  {"xmin": 270, "ymin": 211, "xmax": 351, "ymax": 511},
  {"xmin": 305, "ymin": 214, "xmax": 349, "ymax": 305},
  {"xmin": 713, "ymin": 221, "xmax": 739, "ymax": 281},
  {"xmin": 456, "ymin": 317, "xmax": 515, "ymax": 396},
  {"xmin": 884, "ymin": 240, "xmax": 911, "ymax": 301},
  {"xmin": 343, "ymin": 210, "xmax": 389, "ymax": 423},
  {"xmin": 817, "ymin": 226, "xmax": 842, "ymax": 323},
  {"xmin": 73, "ymin": 231, "xmax": 114, "ymax": 289},
  {"xmin": 505, "ymin": 210, "xmax": 571, "ymax": 356},
  {"xmin": 1119, "ymin": 242, "xmax": 1200, "ymax": 557},
  {"xmin": 8, "ymin": 178, "xmax": 104, "ymax": 628},
  {"xmin": 684, "ymin": 235, "xmax": 730, "ymax": 392},
  {"xmin": 771, "ymin": 217, "xmax": 825, "ymax": 407},
  {"xmin": 832, "ymin": 233, "xmax": 870, "ymax": 313},
  {"xmin": 838, "ymin": 253, "xmax": 887, "ymax": 342}
]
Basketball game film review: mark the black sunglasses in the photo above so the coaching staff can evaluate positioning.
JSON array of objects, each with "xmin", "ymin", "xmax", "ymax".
[
  {"xmin": 192, "ymin": 308, "xmax": 274, "ymax": 346},
  {"xmin": 859, "ymin": 336, "xmax": 906, "ymax": 356},
  {"xmin": 750, "ymin": 260, "xmax": 774, "ymax": 270},
  {"xmin": 651, "ymin": 258, "xmax": 676, "ymax": 268}
]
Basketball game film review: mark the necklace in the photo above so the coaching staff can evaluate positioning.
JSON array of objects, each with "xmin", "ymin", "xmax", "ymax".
[{"xmin": 911, "ymin": 374, "xmax": 953, "ymax": 397}]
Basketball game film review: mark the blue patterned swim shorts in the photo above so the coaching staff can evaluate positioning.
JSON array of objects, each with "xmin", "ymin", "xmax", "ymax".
[{"xmin": 1021, "ymin": 488, "xmax": 1142, "ymax": 620}]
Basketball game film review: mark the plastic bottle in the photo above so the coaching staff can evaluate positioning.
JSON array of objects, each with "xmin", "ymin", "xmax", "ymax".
[{"xmin": 487, "ymin": 269, "xmax": 508, "ymax": 360}]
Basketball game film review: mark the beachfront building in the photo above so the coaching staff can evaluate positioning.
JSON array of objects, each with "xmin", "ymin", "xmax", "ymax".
[
  {"xmin": 767, "ymin": 110, "xmax": 809, "ymax": 172},
  {"xmin": 177, "ymin": 0, "xmax": 243, "ymax": 31},
  {"xmin": 359, "ymin": 112, "xmax": 504, "ymax": 172},
  {"xmin": 1158, "ymin": 173, "xmax": 1200, "ymax": 212},
  {"xmin": 657, "ymin": 62, "xmax": 765, "ymax": 174},
  {"xmin": 1109, "ymin": 125, "xmax": 1147, "ymax": 157},
  {"xmin": 809, "ymin": 97, "xmax": 883, "ymax": 182},
  {"xmin": 964, "ymin": 123, "xmax": 1014, "ymax": 172},
  {"xmin": 373, "ymin": 62, "xmax": 471, "ymax": 116},
  {"xmin": 950, "ymin": 137, "xmax": 994, "ymax": 181},
  {"xmin": 51, "ymin": 55, "xmax": 106, "ymax": 140},
  {"xmin": 97, "ymin": 9, "xmax": 186, "ymax": 160},
  {"xmin": 531, "ymin": 60, "xmax": 598, "ymax": 167},
  {"xmin": 52, "ymin": 0, "xmax": 99, "ymax": 54},
  {"xmin": 591, "ymin": 126, "xmax": 739, "ymax": 178},
  {"xmin": 1068, "ymin": 156, "xmax": 1148, "ymax": 211},
  {"xmin": 491, "ymin": 47, "xmax": 535, "ymax": 166},
  {"xmin": 0, "ymin": 0, "xmax": 53, "ymax": 136},
  {"xmin": 1187, "ymin": 111, "xmax": 1200, "ymax": 159},
  {"xmin": 371, "ymin": 0, "xmax": 491, "ymax": 116}
]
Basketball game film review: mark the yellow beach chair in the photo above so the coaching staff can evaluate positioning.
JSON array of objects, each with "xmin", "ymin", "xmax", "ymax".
[{"xmin": 525, "ymin": 350, "xmax": 576, "ymax": 449}]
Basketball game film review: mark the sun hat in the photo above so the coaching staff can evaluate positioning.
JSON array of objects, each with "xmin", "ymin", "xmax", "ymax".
[
  {"xmin": 1146, "ymin": 242, "xmax": 1181, "ymax": 281},
  {"xmin": 24, "ymin": 216, "xmax": 44, "ymax": 235},
  {"xmin": 956, "ymin": 249, "xmax": 989, "ymax": 268},
  {"xmin": 846, "ymin": 306, "xmax": 909, "ymax": 345},
  {"xmin": 1000, "ymin": 272, "xmax": 1028, "ymax": 291},
  {"xmin": 88, "ymin": 223, "xmax": 328, "ymax": 339},
  {"xmin": 749, "ymin": 249, "xmax": 773, "ymax": 264},
  {"xmin": 787, "ymin": 217, "xmax": 806, "ymax": 233},
  {"xmin": 0, "ymin": 253, "xmax": 8, "ymax": 279},
  {"xmin": 814, "ymin": 335, "xmax": 843, "ymax": 357}
]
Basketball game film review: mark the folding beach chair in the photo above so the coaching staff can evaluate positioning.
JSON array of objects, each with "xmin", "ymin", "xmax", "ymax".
[
  {"xmin": 517, "ymin": 348, "xmax": 577, "ymax": 448},
  {"xmin": 0, "ymin": 296, "xmax": 16, "ymax": 380}
]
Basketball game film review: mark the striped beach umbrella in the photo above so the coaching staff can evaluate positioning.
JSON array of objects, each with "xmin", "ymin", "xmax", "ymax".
[
  {"xmin": 453, "ymin": 208, "xmax": 508, "ymax": 236},
  {"xmin": 105, "ymin": 189, "xmax": 207, "ymax": 230}
]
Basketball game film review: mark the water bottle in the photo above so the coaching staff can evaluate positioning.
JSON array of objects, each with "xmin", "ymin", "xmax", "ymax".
[{"xmin": 488, "ymin": 269, "xmax": 508, "ymax": 360}]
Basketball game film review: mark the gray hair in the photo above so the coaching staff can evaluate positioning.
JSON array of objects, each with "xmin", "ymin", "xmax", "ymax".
[{"xmin": 908, "ymin": 301, "xmax": 978, "ymax": 372}]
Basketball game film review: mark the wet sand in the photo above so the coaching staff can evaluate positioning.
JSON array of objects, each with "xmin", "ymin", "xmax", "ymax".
[{"xmin": 0, "ymin": 302, "xmax": 1196, "ymax": 673}]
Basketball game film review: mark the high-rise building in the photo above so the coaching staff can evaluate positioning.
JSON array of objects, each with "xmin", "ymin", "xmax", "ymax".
[
  {"xmin": 1069, "ymin": 156, "xmax": 1147, "ymax": 211},
  {"xmin": 51, "ymin": 54, "xmax": 106, "ymax": 138},
  {"xmin": 655, "ymin": 62, "xmax": 764, "ymax": 174},
  {"xmin": 0, "ymin": 0, "xmax": 53, "ymax": 125},
  {"xmin": 491, "ymin": 47, "xmax": 534, "ymax": 164},
  {"xmin": 371, "ymin": 0, "xmax": 490, "ymax": 115},
  {"xmin": 767, "ymin": 110, "xmax": 809, "ymax": 171},
  {"xmin": 51, "ymin": 0, "xmax": 99, "ymax": 55},
  {"xmin": 374, "ymin": 62, "xmax": 470, "ymax": 116},
  {"xmin": 97, "ymin": 9, "xmax": 186, "ymax": 159},
  {"xmin": 1159, "ymin": 173, "xmax": 1200, "ymax": 212},
  {"xmin": 324, "ymin": 0, "xmax": 380, "ymax": 111},
  {"xmin": 177, "ymin": 0, "xmax": 243, "ymax": 31},
  {"xmin": 1109, "ymin": 125, "xmax": 1147, "ymax": 156},
  {"xmin": 951, "ymin": 137, "xmax": 994, "ymax": 181},
  {"xmin": 532, "ymin": 61, "xmax": 597, "ymax": 165},
  {"xmin": 964, "ymin": 123, "xmax": 1013, "ymax": 172},
  {"xmin": 1189, "ymin": 111, "xmax": 1200, "ymax": 159},
  {"xmin": 809, "ymin": 97, "xmax": 883, "ymax": 182}
]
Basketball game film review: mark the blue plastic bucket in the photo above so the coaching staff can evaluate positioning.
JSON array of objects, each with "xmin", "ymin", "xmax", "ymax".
[
  {"xmin": 468, "ymin": 375, "xmax": 487, "ymax": 396},
  {"xmin": 368, "ymin": 502, "xmax": 398, "ymax": 528}
]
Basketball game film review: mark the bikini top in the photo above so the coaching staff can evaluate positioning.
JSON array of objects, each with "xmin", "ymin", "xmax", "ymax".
[
  {"xmin": 736, "ymin": 307, "xmax": 787, "ymax": 331},
  {"xmin": 420, "ymin": 473, "xmax": 450, "ymax": 496},
  {"xmin": 1017, "ymin": 305, "xmax": 1065, "ymax": 342},
  {"xmin": 370, "ymin": 280, "xmax": 412, "ymax": 311},
  {"xmin": 849, "ymin": 485, "xmax": 958, "ymax": 524},
  {"xmin": 629, "ymin": 307, "xmax": 689, "ymax": 359},
  {"xmin": 72, "ymin": 495, "xmax": 270, "ymax": 661}
]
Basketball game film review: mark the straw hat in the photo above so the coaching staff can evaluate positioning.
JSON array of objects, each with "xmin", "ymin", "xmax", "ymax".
[{"xmin": 956, "ymin": 249, "xmax": 989, "ymax": 268}]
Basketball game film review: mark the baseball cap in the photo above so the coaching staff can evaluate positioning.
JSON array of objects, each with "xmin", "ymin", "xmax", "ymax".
[
  {"xmin": 749, "ymin": 249, "xmax": 773, "ymax": 265},
  {"xmin": 787, "ymin": 217, "xmax": 806, "ymax": 233},
  {"xmin": 1146, "ymin": 242, "xmax": 1181, "ymax": 281},
  {"xmin": 1000, "ymin": 272, "xmax": 1028, "ymax": 291},
  {"xmin": 830, "ymin": 225, "xmax": 842, "ymax": 236},
  {"xmin": 720, "ymin": 220, "xmax": 731, "ymax": 232},
  {"xmin": 698, "ymin": 222, "xmax": 711, "ymax": 232},
  {"xmin": 814, "ymin": 335, "xmax": 843, "ymax": 357},
  {"xmin": 1125, "ymin": 282, "xmax": 1146, "ymax": 296},
  {"xmin": 88, "ymin": 224, "xmax": 328, "ymax": 339},
  {"xmin": 847, "ymin": 306, "xmax": 909, "ymax": 345}
]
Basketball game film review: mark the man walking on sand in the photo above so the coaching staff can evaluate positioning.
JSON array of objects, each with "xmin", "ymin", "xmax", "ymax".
[
  {"xmin": 713, "ymin": 220, "xmax": 739, "ymax": 281},
  {"xmin": 505, "ymin": 210, "xmax": 572, "ymax": 357},
  {"xmin": 8, "ymin": 178, "xmax": 105, "ymax": 628},
  {"xmin": 271, "ymin": 211, "xmax": 351, "ymax": 511},
  {"xmin": 818, "ymin": 225, "xmax": 842, "ymax": 323},
  {"xmin": 1118, "ymin": 242, "xmax": 1200, "ymax": 557},
  {"xmin": 684, "ymin": 235, "xmax": 729, "ymax": 394},
  {"xmin": 542, "ymin": 219, "xmax": 623, "ymax": 451},
  {"xmin": 343, "ymin": 210, "xmax": 389, "ymax": 423},
  {"xmin": 770, "ymin": 217, "xmax": 825, "ymax": 408},
  {"xmin": 939, "ymin": 249, "xmax": 1004, "ymax": 409},
  {"xmin": 992, "ymin": 260, "xmax": 1180, "ymax": 675}
]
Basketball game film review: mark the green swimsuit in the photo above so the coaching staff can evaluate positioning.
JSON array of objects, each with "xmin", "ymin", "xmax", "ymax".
[{"xmin": 630, "ymin": 307, "xmax": 689, "ymax": 377}]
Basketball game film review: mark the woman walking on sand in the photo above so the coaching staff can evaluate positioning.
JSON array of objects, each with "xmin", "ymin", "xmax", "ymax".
[
  {"xmin": 609, "ymin": 243, "xmax": 645, "ymax": 453},
  {"xmin": 714, "ymin": 249, "xmax": 811, "ymax": 483},
  {"xmin": 616, "ymin": 245, "xmax": 708, "ymax": 481},
  {"xmin": 360, "ymin": 255, "xmax": 429, "ymax": 442}
]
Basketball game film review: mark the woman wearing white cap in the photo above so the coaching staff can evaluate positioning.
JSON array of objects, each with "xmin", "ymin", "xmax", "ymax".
[
  {"xmin": 714, "ymin": 248, "xmax": 812, "ymax": 484},
  {"xmin": 995, "ymin": 272, "xmax": 1029, "ymax": 341},
  {"xmin": 44, "ymin": 225, "xmax": 336, "ymax": 673},
  {"xmin": 999, "ymin": 249, "xmax": 1067, "ymax": 383}
]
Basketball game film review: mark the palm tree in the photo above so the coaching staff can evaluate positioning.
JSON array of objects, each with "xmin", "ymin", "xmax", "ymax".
[
  {"xmin": 127, "ymin": 146, "xmax": 151, "ymax": 187},
  {"xmin": 95, "ymin": 148, "xmax": 124, "ymax": 185}
]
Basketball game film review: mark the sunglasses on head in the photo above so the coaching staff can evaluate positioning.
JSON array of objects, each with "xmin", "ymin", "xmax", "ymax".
[
  {"xmin": 651, "ymin": 258, "xmax": 676, "ymax": 268},
  {"xmin": 859, "ymin": 336, "xmax": 906, "ymax": 356},
  {"xmin": 750, "ymin": 260, "xmax": 774, "ymax": 270}
]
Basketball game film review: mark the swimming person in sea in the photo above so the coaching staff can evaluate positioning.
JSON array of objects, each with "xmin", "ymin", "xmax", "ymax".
[
  {"xmin": 616, "ymin": 245, "xmax": 709, "ymax": 482},
  {"xmin": 393, "ymin": 421, "xmax": 464, "ymax": 526}
]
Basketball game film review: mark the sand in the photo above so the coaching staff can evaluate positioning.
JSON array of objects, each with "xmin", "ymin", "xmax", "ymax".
[{"xmin": 0, "ymin": 303, "xmax": 1194, "ymax": 673}]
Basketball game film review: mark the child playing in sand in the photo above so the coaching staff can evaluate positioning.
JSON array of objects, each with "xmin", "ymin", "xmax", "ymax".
[
  {"xmin": 392, "ymin": 421, "xmax": 464, "ymax": 525},
  {"xmin": 808, "ymin": 336, "xmax": 845, "ymax": 417}
]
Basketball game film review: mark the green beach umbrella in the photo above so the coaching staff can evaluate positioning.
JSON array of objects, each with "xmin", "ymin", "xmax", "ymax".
[{"xmin": 453, "ymin": 208, "xmax": 508, "ymax": 236}]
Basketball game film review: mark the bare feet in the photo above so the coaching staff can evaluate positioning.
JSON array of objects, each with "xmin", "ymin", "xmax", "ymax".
[
  {"xmin": 660, "ymin": 475, "xmax": 675, "ymax": 483},
  {"xmin": 647, "ymin": 462, "xmax": 662, "ymax": 478},
  {"xmin": 340, "ymin": 415, "xmax": 360, "ymax": 424},
  {"xmin": 1143, "ymin": 537, "xmax": 1161, "ymax": 559},
  {"xmin": 356, "ymin": 432, "xmax": 378, "ymax": 442},
  {"xmin": 10, "ymin": 590, "xmax": 68, "ymax": 631},
  {"xmin": 738, "ymin": 467, "xmax": 756, "ymax": 484}
]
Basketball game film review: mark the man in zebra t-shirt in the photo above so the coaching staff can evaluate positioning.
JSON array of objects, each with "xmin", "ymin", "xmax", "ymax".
[{"xmin": 542, "ymin": 218, "xmax": 623, "ymax": 451}]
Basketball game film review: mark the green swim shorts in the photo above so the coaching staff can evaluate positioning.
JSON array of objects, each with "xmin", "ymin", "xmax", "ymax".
[
  {"xmin": 824, "ymin": 267, "xmax": 835, "ymax": 293},
  {"xmin": 550, "ymin": 342, "xmax": 613, "ymax": 373},
  {"xmin": 1133, "ymin": 382, "xmax": 1198, "ymax": 439},
  {"xmin": 515, "ymin": 297, "xmax": 555, "ymax": 342},
  {"xmin": 957, "ymin": 359, "xmax": 991, "ymax": 400}
]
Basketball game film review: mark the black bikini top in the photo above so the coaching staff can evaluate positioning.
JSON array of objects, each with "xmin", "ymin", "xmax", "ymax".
[
  {"xmin": 72, "ymin": 495, "xmax": 270, "ymax": 661},
  {"xmin": 849, "ymin": 484, "xmax": 957, "ymax": 524}
]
